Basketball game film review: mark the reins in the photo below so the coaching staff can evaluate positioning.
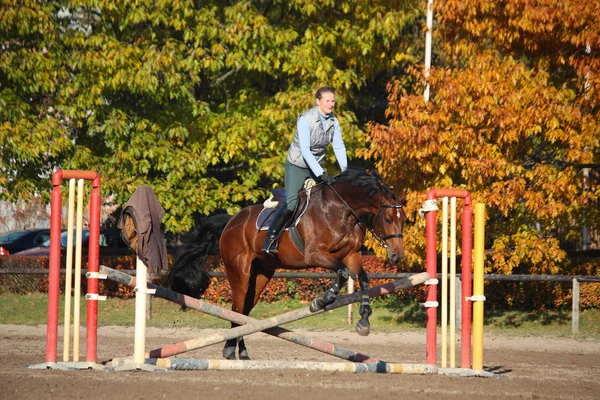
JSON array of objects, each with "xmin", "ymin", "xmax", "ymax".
[{"xmin": 323, "ymin": 180, "xmax": 403, "ymax": 249}]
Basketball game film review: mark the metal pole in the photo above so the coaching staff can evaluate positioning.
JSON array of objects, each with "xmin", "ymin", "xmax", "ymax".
[
  {"xmin": 582, "ymin": 168, "xmax": 590, "ymax": 250},
  {"xmin": 46, "ymin": 171, "xmax": 64, "ymax": 363},
  {"xmin": 450, "ymin": 197, "xmax": 457, "ymax": 368},
  {"xmin": 85, "ymin": 172, "xmax": 101, "ymax": 363},
  {"xmin": 472, "ymin": 203, "xmax": 486, "ymax": 370},
  {"xmin": 455, "ymin": 277, "xmax": 461, "ymax": 331},
  {"xmin": 424, "ymin": 195, "xmax": 438, "ymax": 365},
  {"xmin": 460, "ymin": 198, "xmax": 473, "ymax": 368},
  {"xmin": 572, "ymin": 279, "xmax": 580, "ymax": 334},
  {"xmin": 424, "ymin": 0, "xmax": 434, "ymax": 102}
]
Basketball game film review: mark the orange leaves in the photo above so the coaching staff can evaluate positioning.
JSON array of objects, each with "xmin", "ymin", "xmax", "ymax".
[{"xmin": 359, "ymin": 1, "xmax": 600, "ymax": 276}]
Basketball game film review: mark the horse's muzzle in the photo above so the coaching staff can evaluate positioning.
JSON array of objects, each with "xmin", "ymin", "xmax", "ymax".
[{"xmin": 389, "ymin": 253, "xmax": 402, "ymax": 265}]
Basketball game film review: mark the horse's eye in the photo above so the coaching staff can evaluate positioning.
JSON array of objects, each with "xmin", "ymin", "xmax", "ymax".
[{"xmin": 385, "ymin": 217, "xmax": 392, "ymax": 224}]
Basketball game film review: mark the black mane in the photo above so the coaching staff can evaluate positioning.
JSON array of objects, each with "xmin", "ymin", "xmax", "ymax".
[{"xmin": 336, "ymin": 169, "xmax": 398, "ymax": 201}]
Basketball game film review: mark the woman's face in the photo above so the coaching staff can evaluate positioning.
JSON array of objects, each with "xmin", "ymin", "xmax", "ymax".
[{"xmin": 316, "ymin": 92, "xmax": 336, "ymax": 115}]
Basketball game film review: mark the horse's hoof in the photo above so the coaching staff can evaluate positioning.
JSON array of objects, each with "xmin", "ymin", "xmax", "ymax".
[
  {"xmin": 310, "ymin": 297, "xmax": 325, "ymax": 312},
  {"xmin": 355, "ymin": 321, "xmax": 370, "ymax": 336},
  {"xmin": 239, "ymin": 353, "xmax": 250, "ymax": 360},
  {"xmin": 223, "ymin": 347, "xmax": 237, "ymax": 360}
]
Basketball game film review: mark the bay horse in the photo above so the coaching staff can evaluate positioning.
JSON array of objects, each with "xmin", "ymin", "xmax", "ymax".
[{"xmin": 168, "ymin": 169, "xmax": 406, "ymax": 360}]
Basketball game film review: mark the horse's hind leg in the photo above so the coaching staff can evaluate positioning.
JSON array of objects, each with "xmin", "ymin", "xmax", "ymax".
[
  {"xmin": 224, "ymin": 337, "xmax": 249, "ymax": 360},
  {"xmin": 355, "ymin": 269, "xmax": 372, "ymax": 336},
  {"xmin": 309, "ymin": 267, "xmax": 349, "ymax": 312},
  {"xmin": 222, "ymin": 290, "xmax": 251, "ymax": 360},
  {"xmin": 222, "ymin": 255, "xmax": 252, "ymax": 360},
  {"xmin": 233, "ymin": 287, "xmax": 256, "ymax": 360},
  {"xmin": 223, "ymin": 260, "xmax": 274, "ymax": 360},
  {"xmin": 223, "ymin": 338, "xmax": 238, "ymax": 360}
]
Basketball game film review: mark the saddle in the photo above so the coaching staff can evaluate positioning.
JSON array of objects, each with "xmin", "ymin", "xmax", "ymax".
[
  {"xmin": 256, "ymin": 180, "xmax": 316, "ymax": 254},
  {"xmin": 256, "ymin": 189, "xmax": 309, "ymax": 231}
]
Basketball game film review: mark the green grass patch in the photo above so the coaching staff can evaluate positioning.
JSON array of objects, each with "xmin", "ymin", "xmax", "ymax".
[
  {"xmin": 484, "ymin": 308, "xmax": 600, "ymax": 338},
  {"xmin": 0, "ymin": 293, "xmax": 598, "ymax": 339}
]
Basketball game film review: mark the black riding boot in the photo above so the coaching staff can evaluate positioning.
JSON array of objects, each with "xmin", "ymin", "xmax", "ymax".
[{"xmin": 261, "ymin": 207, "xmax": 293, "ymax": 254}]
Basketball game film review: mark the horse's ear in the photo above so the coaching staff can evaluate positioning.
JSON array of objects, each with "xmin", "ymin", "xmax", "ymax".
[
  {"xmin": 395, "ymin": 188, "xmax": 408, "ymax": 205},
  {"xmin": 366, "ymin": 169, "xmax": 382, "ymax": 180}
]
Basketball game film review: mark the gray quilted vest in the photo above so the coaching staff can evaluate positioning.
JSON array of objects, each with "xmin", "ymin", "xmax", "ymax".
[{"xmin": 286, "ymin": 106, "xmax": 336, "ymax": 169}]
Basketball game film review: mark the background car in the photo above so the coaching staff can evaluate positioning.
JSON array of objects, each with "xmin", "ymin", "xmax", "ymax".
[
  {"xmin": 11, "ymin": 228, "xmax": 131, "ymax": 257},
  {"xmin": 0, "ymin": 229, "xmax": 52, "ymax": 255}
]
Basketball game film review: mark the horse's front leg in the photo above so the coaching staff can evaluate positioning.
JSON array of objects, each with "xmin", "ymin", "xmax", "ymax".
[
  {"xmin": 355, "ymin": 269, "xmax": 372, "ymax": 336},
  {"xmin": 310, "ymin": 267, "xmax": 349, "ymax": 312}
]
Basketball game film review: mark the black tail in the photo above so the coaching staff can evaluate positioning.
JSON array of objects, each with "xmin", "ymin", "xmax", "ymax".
[{"xmin": 168, "ymin": 213, "xmax": 231, "ymax": 299}]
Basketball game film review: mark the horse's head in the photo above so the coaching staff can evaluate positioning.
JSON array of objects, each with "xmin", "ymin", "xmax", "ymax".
[
  {"xmin": 372, "ymin": 199, "xmax": 406, "ymax": 265},
  {"xmin": 333, "ymin": 169, "xmax": 406, "ymax": 265}
]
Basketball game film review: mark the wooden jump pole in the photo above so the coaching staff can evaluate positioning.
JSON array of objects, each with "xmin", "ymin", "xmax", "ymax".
[
  {"xmin": 102, "ymin": 266, "xmax": 429, "ymax": 362},
  {"xmin": 441, "ymin": 197, "xmax": 448, "ymax": 368},
  {"xmin": 72, "ymin": 178, "xmax": 85, "ymax": 362},
  {"xmin": 148, "ymin": 272, "xmax": 429, "ymax": 359},
  {"xmin": 62, "ymin": 179, "xmax": 76, "ymax": 362},
  {"xmin": 102, "ymin": 266, "xmax": 379, "ymax": 363},
  {"xmin": 115, "ymin": 358, "xmax": 438, "ymax": 374}
]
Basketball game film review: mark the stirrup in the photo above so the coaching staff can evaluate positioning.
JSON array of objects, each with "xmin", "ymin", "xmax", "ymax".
[
  {"xmin": 262, "ymin": 244, "xmax": 279, "ymax": 255},
  {"xmin": 261, "ymin": 237, "xmax": 279, "ymax": 254}
]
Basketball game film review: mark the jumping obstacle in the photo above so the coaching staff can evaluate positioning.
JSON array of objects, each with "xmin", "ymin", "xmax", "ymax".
[
  {"xmin": 103, "ymin": 266, "xmax": 380, "ymax": 363},
  {"xmin": 31, "ymin": 170, "xmax": 104, "ymax": 370},
  {"xmin": 30, "ymin": 174, "xmax": 488, "ymax": 376},
  {"xmin": 104, "ymin": 265, "xmax": 434, "ymax": 374},
  {"xmin": 420, "ymin": 189, "xmax": 488, "ymax": 376}
]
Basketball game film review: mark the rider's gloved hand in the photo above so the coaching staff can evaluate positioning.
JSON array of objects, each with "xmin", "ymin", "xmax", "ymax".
[{"xmin": 320, "ymin": 172, "xmax": 333, "ymax": 185}]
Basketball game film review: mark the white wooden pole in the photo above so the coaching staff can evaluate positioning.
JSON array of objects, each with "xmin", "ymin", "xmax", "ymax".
[
  {"xmin": 424, "ymin": 0, "xmax": 434, "ymax": 102},
  {"xmin": 134, "ymin": 256, "xmax": 149, "ymax": 365},
  {"xmin": 63, "ymin": 179, "xmax": 76, "ymax": 362},
  {"xmin": 455, "ymin": 276, "xmax": 462, "ymax": 331},
  {"xmin": 73, "ymin": 179, "xmax": 84, "ymax": 362},
  {"xmin": 346, "ymin": 277, "xmax": 354, "ymax": 325},
  {"xmin": 449, "ymin": 197, "xmax": 457, "ymax": 368},
  {"xmin": 441, "ymin": 197, "xmax": 448, "ymax": 368}
]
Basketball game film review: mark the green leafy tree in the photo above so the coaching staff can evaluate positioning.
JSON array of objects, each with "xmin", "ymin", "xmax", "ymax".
[
  {"xmin": 360, "ymin": 0, "xmax": 600, "ymax": 274},
  {"xmin": 0, "ymin": 0, "xmax": 422, "ymax": 232}
]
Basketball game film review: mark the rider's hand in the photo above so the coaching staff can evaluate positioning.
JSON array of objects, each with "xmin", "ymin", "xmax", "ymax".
[{"xmin": 320, "ymin": 172, "xmax": 333, "ymax": 185}]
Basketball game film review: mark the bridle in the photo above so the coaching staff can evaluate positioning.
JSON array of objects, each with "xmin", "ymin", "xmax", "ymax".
[
  {"xmin": 374, "ymin": 204, "xmax": 405, "ymax": 246},
  {"xmin": 325, "ymin": 183, "xmax": 404, "ymax": 249}
]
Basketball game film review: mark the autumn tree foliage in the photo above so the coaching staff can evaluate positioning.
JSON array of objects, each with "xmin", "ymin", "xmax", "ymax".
[
  {"xmin": 0, "ymin": 0, "xmax": 422, "ymax": 232},
  {"xmin": 361, "ymin": 0, "xmax": 600, "ymax": 274}
]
